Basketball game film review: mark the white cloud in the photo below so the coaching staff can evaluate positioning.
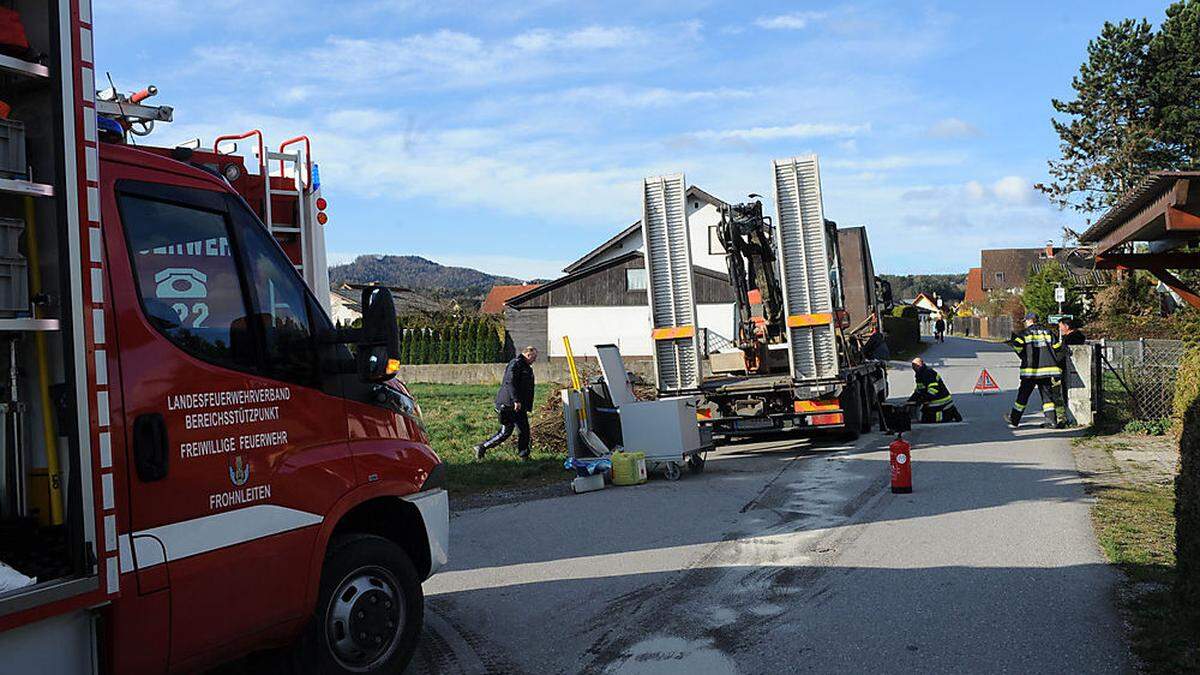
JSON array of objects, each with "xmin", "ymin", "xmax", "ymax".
[
  {"xmin": 927, "ymin": 117, "xmax": 982, "ymax": 139},
  {"xmin": 689, "ymin": 122, "xmax": 869, "ymax": 142},
  {"xmin": 964, "ymin": 180, "xmax": 987, "ymax": 200},
  {"xmin": 903, "ymin": 176, "xmax": 1042, "ymax": 207},
  {"xmin": 513, "ymin": 26, "xmax": 644, "ymax": 51},
  {"xmin": 826, "ymin": 153, "xmax": 965, "ymax": 171},
  {"xmin": 755, "ymin": 12, "xmax": 827, "ymax": 30},
  {"xmin": 992, "ymin": 175, "xmax": 1038, "ymax": 205}
]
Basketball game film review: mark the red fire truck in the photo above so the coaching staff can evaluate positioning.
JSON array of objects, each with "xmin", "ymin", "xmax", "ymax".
[{"xmin": 0, "ymin": 3, "xmax": 448, "ymax": 673}]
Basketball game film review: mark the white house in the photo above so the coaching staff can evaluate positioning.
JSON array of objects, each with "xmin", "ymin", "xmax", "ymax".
[{"xmin": 504, "ymin": 185, "xmax": 737, "ymax": 358}]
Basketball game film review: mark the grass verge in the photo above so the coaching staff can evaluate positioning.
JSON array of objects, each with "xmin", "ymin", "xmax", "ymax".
[
  {"xmin": 409, "ymin": 383, "xmax": 566, "ymax": 496},
  {"xmin": 1074, "ymin": 434, "xmax": 1199, "ymax": 672}
]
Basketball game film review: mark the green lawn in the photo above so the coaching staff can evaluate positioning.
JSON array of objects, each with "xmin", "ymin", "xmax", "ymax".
[{"xmin": 409, "ymin": 383, "xmax": 567, "ymax": 495}]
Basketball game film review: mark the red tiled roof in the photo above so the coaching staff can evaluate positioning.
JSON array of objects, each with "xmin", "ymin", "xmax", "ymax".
[{"xmin": 482, "ymin": 284, "xmax": 541, "ymax": 313}]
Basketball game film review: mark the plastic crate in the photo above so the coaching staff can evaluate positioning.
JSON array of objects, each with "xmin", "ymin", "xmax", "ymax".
[
  {"xmin": 0, "ymin": 256, "xmax": 28, "ymax": 317},
  {"xmin": 0, "ymin": 119, "xmax": 26, "ymax": 179},
  {"xmin": 0, "ymin": 218, "xmax": 23, "ymax": 258}
]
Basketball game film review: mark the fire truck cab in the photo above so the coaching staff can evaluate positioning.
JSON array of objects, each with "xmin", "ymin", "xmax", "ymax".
[{"xmin": 0, "ymin": 3, "xmax": 447, "ymax": 673}]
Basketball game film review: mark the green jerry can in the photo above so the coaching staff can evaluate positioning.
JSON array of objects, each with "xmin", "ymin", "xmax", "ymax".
[{"xmin": 611, "ymin": 451, "xmax": 648, "ymax": 486}]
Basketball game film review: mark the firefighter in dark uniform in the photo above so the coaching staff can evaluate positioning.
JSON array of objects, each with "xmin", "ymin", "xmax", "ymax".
[
  {"xmin": 475, "ymin": 345, "xmax": 538, "ymax": 460},
  {"xmin": 1007, "ymin": 313, "xmax": 1062, "ymax": 428},
  {"xmin": 908, "ymin": 357, "xmax": 963, "ymax": 423}
]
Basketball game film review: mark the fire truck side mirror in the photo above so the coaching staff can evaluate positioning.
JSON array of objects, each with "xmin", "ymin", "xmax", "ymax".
[{"xmin": 357, "ymin": 287, "xmax": 401, "ymax": 383}]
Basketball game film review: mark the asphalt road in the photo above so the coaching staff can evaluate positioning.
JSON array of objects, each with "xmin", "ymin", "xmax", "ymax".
[{"xmin": 409, "ymin": 336, "xmax": 1131, "ymax": 674}]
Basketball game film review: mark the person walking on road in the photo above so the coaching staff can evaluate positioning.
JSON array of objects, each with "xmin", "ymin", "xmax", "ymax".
[
  {"xmin": 908, "ymin": 357, "xmax": 962, "ymax": 423},
  {"xmin": 1007, "ymin": 313, "xmax": 1062, "ymax": 429},
  {"xmin": 934, "ymin": 315, "xmax": 946, "ymax": 343},
  {"xmin": 475, "ymin": 346, "xmax": 539, "ymax": 460}
]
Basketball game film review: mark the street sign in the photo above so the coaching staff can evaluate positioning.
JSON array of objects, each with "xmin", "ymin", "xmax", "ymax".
[{"xmin": 1054, "ymin": 286, "xmax": 1066, "ymax": 303}]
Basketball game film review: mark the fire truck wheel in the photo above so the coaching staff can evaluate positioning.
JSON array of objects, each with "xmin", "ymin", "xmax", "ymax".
[
  {"xmin": 840, "ymin": 380, "xmax": 862, "ymax": 441},
  {"xmin": 858, "ymin": 379, "xmax": 873, "ymax": 433},
  {"xmin": 300, "ymin": 534, "xmax": 424, "ymax": 674}
]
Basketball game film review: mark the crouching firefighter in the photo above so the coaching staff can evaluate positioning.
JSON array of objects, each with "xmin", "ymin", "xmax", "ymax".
[
  {"xmin": 908, "ymin": 358, "xmax": 962, "ymax": 423},
  {"xmin": 1007, "ymin": 312, "xmax": 1062, "ymax": 429}
]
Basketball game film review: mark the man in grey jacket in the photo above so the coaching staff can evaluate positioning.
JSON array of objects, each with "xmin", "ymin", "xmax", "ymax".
[{"xmin": 475, "ymin": 346, "xmax": 538, "ymax": 460}]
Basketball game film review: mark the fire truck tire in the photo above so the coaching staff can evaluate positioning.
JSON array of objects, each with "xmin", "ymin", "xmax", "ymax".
[
  {"xmin": 839, "ymin": 381, "xmax": 862, "ymax": 441},
  {"xmin": 858, "ymin": 379, "xmax": 873, "ymax": 433},
  {"xmin": 298, "ymin": 534, "xmax": 424, "ymax": 674}
]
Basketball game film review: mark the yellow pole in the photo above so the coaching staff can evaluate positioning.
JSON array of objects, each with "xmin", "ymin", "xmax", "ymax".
[
  {"xmin": 562, "ymin": 335, "xmax": 588, "ymax": 428},
  {"xmin": 24, "ymin": 197, "xmax": 63, "ymax": 526},
  {"xmin": 563, "ymin": 335, "xmax": 581, "ymax": 391}
]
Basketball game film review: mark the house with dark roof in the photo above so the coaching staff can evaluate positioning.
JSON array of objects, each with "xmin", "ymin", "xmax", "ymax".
[{"xmin": 503, "ymin": 185, "xmax": 737, "ymax": 358}]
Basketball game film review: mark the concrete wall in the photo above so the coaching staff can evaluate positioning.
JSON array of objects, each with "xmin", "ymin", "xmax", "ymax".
[{"xmin": 395, "ymin": 357, "xmax": 656, "ymax": 385}]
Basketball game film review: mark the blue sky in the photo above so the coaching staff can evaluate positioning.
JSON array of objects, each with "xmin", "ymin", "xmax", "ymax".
[{"xmin": 94, "ymin": 1, "xmax": 1171, "ymax": 278}]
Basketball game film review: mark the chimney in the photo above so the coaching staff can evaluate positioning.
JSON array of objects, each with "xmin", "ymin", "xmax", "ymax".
[{"xmin": 1044, "ymin": 241, "xmax": 1054, "ymax": 258}]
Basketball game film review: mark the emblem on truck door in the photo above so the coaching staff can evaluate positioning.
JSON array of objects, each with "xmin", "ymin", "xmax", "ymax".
[
  {"xmin": 228, "ymin": 455, "xmax": 250, "ymax": 487},
  {"xmin": 154, "ymin": 267, "xmax": 208, "ymax": 298}
]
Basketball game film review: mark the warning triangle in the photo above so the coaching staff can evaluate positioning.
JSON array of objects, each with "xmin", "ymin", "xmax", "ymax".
[{"xmin": 973, "ymin": 368, "xmax": 1000, "ymax": 394}]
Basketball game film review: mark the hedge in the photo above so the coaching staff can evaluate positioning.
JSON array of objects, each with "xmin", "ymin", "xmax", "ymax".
[
  {"xmin": 882, "ymin": 315, "xmax": 919, "ymax": 354},
  {"xmin": 398, "ymin": 318, "xmax": 503, "ymax": 364},
  {"xmin": 1176, "ymin": 335, "xmax": 1200, "ymax": 621}
]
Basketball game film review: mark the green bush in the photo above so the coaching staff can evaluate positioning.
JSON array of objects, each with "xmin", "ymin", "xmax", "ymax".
[
  {"xmin": 882, "ymin": 315, "xmax": 919, "ymax": 354},
  {"xmin": 1174, "ymin": 346, "xmax": 1200, "ymax": 434},
  {"xmin": 891, "ymin": 305, "xmax": 918, "ymax": 319},
  {"xmin": 1124, "ymin": 419, "xmax": 1170, "ymax": 436}
]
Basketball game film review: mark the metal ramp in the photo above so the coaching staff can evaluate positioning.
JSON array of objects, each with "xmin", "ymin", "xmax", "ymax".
[
  {"xmin": 772, "ymin": 156, "xmax": 839, "ymax": 380},
  {"xmin": 642, "ymin": 174, "xmax": 701, "ymax": 392}
]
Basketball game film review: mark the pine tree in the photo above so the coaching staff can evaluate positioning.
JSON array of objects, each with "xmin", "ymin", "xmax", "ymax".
[
  {"xmin": 1039, "ymin": 18, "xmax": 1160, "ymax": 212},
  {"xmin": 1148, "ymin": 0, "xmax": 1200, "ymax": 168},
  {"xmin": 487, "ymin": 324, "xmax": 503, "ymax": 362},
  {"xmin": 418, "ymin": 329, "xmax": 431, "ymax": 364},
  {"xmin": 471, "ymin": 319, "xmax": 485, "ymax": 363},
  {"xmin": 1039, "ymin": 3, "xmax": 1200, "ymax": 213}
]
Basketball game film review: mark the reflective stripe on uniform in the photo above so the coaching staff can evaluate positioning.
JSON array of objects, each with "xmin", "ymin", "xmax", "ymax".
[
  {"xmin": 1013, "ymin": 401, "xmax": 1026, "ymax": 411},
  {"xmin": 1020, "ymin": 366, "xmax": 1061, "ymax": 377},
  {"xmin": 1042, "ymin": 402, "xmax": 1056, "ymax": 411},
  {"xmin": 929, "ymin": 394, "xmax": 953, "ymax": 407}
]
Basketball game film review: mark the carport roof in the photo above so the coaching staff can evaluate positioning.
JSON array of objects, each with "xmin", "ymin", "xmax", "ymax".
[{"xmin": 1079, "ymin": 172, "xmax": 1200, "ymax": 253}]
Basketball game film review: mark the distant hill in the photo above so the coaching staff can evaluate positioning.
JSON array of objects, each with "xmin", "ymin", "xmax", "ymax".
[
  {"xmin": 879, "ymin": 273, "xmax": 967, "ymax": 303},
  {"xmin": 329, "ymin": 255, "xmax": 524, "ymax": 298}
]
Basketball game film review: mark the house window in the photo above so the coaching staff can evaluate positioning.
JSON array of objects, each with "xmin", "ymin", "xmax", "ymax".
[
  {"xmin": 995, "ymin": 272, "xmax": 1004, "ymax": 286},
  {"xmin": 626, "ymin": 268, "xmax": 647, "ymax": 291},
  {"xmin": 709, "ymin": 225, "xmax": 725, "ymax": 255}
]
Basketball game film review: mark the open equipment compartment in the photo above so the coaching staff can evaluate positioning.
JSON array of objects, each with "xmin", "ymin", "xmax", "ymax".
[{"xmin": 0, "ymin": 0, "xmax": 99, "ymax": 618}]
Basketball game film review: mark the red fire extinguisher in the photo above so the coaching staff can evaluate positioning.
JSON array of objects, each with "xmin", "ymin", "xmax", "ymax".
[{"xmin": 890, "ymin": 436, "xmax": 912, "ymax": 494}]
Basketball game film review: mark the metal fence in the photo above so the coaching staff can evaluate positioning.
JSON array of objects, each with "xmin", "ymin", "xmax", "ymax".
[{"xmin": 1099, "ymin": 338, "xmax": 1187, "ymax": 421}]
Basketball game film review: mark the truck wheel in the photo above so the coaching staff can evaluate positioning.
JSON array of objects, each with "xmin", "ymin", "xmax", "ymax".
[
  {"xmin": 840, "ymin": 381, "xmax": 862, "ymax": 441},
  {"xmin": 687, "ymin": 453, "xmax": 706, "ymax": 474},
  {"xmin": 299, "ymin": 534, "xmax": 424, "ymax": 674},
  {"xmin": 859, "ymin": 379, "xmax": 873, "ymax": 433}
]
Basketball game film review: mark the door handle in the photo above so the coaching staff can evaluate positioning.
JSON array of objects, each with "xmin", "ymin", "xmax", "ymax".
[{"xmin": 132, "ymin": 413, "xmax": 169, "ymax": 482}]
